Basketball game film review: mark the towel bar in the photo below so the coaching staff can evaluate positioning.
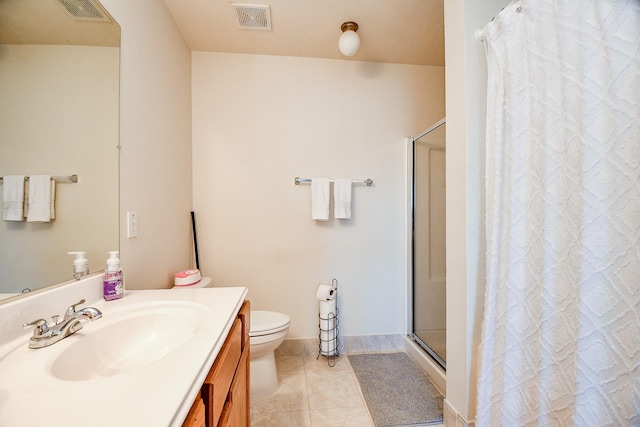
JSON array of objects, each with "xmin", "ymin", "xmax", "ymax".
[
  {"xmin": 294, "ymin": 177, "xmax": 373, "ymax": 186},
  {"xmin": 0, "ymin": 175, "xmax": 78, "ymax": 183}
]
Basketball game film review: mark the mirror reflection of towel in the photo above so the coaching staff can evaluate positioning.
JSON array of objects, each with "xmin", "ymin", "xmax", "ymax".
[
  {"xmin": 50, "ymin": 179, "xmax": 56, "ymax": 219},
  {"xmin": 26, "ymin": 175, "xmax": 52, "ymax": 222},
  {"xmin": 2, "ymin": 175, "xmax": 25, "ymax": 221}
]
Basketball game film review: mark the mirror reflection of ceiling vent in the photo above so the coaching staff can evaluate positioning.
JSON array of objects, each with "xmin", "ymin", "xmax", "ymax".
[
  {"xmin": 231, "ymin": 4, "xmax": 272, "ymax": 30},
  {"xmin": 56, "ymin": 0, "xmax": 111, "ymax": 22}
]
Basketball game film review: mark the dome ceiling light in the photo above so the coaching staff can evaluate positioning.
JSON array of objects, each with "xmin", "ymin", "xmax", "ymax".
[{"xmin": 338, "ymin": 21, "xmax": 360, "ymax": 56}]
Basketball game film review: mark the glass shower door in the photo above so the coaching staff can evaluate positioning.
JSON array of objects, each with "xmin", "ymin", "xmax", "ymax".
[{"xmin": 411, "ymin": 119, "xmax": 446, "ymax": 368}]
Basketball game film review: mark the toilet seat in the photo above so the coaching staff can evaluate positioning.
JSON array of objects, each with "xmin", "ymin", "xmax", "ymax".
[{"xmin": 250, "ymin": 311, "xmax": 290, "ymax": 337}]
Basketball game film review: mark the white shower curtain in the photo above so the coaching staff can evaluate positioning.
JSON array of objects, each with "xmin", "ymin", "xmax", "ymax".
[{"xmin": 477, "ymin": 0, "xmax": 640, "ymax": 426}]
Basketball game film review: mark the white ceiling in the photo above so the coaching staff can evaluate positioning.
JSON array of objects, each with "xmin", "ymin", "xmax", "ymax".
[{"xmin": 162, "ymin": 0, "xmax": 445, "ymax": 66}]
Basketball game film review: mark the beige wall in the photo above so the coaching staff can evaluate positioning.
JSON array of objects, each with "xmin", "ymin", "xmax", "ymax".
[
  {"xmin": 192, "ymin": 52, "xmax": 445, "ymax": 339},
  {"xmin": 444, "ymin": 0, "xmax": 508, "ymax": 422},
  {"xmin": 101, "ymin": 0, "xmax": 194, "ymax": 289}
]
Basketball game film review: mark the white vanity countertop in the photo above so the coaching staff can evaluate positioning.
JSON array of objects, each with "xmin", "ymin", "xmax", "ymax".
[
  {"xmin": 0, "ymin": 293, "xmax": 19, "ymax": 301},
  {"xmin": 0, "ymin": 276, "xmax": 247, "ymax": 427}
]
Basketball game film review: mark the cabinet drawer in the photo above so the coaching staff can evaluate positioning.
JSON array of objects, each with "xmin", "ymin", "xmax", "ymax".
[
  {"xmin": 218, "ymin": 400, "xmax": 233, "ymax": 427},
  {"xmin": 182, "ymin": 396, "xmax": 205, "ymax": 427},
  {"xmin": 238, "ymin": 300, "xmax": 250, "ymax": 350},
  {"xmin": 229, "ymin": 349, "xmax": 249, "ymax": 427},
  {"xmin": 203, "ymin": 319, "xmax": 242, "ymax": 427}
]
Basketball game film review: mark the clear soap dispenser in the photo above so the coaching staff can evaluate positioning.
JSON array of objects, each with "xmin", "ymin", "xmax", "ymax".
[
  {"xmin": 68, "ymin": 251, "xmax": 89, "ymax": 280},
  {"xmin": 103, "ymin": 251, "xmax": 124, "ymax": 301}
]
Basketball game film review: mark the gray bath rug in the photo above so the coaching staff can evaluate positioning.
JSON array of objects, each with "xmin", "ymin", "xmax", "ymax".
[{"xmin": 348, "ymin": 352, "xmax": 443, "ymax": 427}]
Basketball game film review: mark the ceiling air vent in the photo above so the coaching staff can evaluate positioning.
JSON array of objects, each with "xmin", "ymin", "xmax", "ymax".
[
  {"xmin": 231, "ymin": 4, "xmax": 272, "ymax": 30},
  {"xmin": 56, "ymin": 0, "xmax": 111, "ymax": 22}
]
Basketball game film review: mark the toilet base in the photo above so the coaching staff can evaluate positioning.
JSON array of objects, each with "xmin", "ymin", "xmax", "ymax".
[{"xmin": 250, "ymin": 351, "xmax": 279, "ymax": 401}]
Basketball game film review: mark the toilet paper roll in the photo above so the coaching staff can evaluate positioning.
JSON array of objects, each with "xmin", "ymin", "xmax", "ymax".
[
  {"xmin": 316, "ymin": 284, "xmax": 336, "ymax": 301},
  {"xmin": 319, "ymin": 299, "xmax": 336, "ymax": 320},
  {"xmin": 319, "ymin": 299, "xmax": 337, "ymax": 356}
]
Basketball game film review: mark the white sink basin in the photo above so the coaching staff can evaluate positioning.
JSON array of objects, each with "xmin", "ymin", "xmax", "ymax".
[
  {"xmin": 51, "ymin": 302, "xmax": 205, "ymax": 381},
  {"xmin": 0, "ymin": 301, "xmax": 209, "ymax": 389}
]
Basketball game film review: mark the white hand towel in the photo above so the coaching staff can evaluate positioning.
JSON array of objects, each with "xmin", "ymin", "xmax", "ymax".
[
  {"xmin": 49, "ymin": 179, "xmax": 56, "ymax": 220},
  {"xmin": 334, "ymin": 178, "xmax": 352, "ymax": 219},
  {"xmin": 2, "ymin": 175, "xmax": 25, "ymax": 221},
  {"xmin": 27, "ymin": 175, "xmax": 52, "ymax": 222},
  {"xmin": 311, "ymin": 178, "xmax": 330, "ymax": 221},
  {"xmin": 22, "ymin": 179, "xmax": 29, "ymax": 219}
]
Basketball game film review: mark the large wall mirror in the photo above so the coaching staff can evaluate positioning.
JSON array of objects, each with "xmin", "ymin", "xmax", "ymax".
[{"xmin": 0, "ymin": 0, "xmax": 120, "ymax": 300}]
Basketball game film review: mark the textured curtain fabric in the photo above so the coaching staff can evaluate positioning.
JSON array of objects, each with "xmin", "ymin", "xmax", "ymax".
[{"xmin": 477, "ymin": 0, "xmax": 640, "ymax": 425}]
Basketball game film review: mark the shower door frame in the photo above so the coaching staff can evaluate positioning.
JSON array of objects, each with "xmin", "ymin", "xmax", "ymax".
[{"xmin": 408, "ymin": 117, "xmax": 446, "ymax": 370}]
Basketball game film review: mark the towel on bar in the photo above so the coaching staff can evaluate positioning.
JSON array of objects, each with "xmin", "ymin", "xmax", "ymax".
[
  {"xmin": 49, "ymin": 179, "xmax": 56, "ymax": 219},
  {"xmin": 24, "ymin": 179, "xmax": 56, "ymax": 220},
  {"xmin": 334, "ymin": 178, "xmax": 352, "ymax": 219},
  {"xmin": 311, "ymin": 178, "xmax": 330, "ymax": 221},
  {"xmin": 2, "ymin": 175, "xmax": 25, "ymax": 221},
  {"xmin": 27, "ymin": 175, "xmax": 53, "ymax": 222},
  {"xmin": 22, "ymin": 179, "xmax": 29, "ymax": 219}
]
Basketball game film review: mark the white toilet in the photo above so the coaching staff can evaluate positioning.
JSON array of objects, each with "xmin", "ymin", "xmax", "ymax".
[
  {"xmin": 172, "ymin": 276, "xmax": 290, "ymax": 401},
  {"xmin": 249, "ymin": 310, "xmax": 290, "ymax": 400}
]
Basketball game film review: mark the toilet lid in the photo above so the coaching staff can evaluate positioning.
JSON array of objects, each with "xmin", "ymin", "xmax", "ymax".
[{"xmin": 250, "ymin": 310, "xmax": 290, "ymax": 336}]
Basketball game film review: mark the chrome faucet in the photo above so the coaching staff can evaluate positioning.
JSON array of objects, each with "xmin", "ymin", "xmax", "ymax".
[{"xmin": 22, "ymin": 299, "xmax": 103, "ymax": 349}]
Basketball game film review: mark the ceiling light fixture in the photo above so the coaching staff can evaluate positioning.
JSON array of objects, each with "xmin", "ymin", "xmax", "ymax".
[{"xmin": 339, "ymin": 21, "xmax": 360, "ymax": 56}]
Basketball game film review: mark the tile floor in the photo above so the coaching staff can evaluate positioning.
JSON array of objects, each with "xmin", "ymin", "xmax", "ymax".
[{"xmin": 250, "ymin": 354, "xmax": 445, "ymax": 427}]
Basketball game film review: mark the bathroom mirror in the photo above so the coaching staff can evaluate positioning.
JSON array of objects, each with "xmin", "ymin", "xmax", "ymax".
[{"xmin": 0, "ymin": 0, "xmax": 120, "ymax": 300}]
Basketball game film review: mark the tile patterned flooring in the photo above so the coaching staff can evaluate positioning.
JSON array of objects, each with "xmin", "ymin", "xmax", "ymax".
[{"xmin": 250, "ymin": 354, "xmax": 445, "ymax": 427}]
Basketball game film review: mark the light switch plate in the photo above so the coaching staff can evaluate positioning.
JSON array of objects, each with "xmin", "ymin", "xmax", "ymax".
[{"xmin": 127, "ymin": 211, "xmax": 138, "ymax": 238}]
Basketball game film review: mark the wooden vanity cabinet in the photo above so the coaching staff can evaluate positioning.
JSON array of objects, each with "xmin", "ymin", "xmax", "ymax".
[
  {"xmin": 183, "ymin": 396, "xmax": 206, "ymax": 427},
  {"xmin": 183, "ymin": 300, "xmax": 250, "ymax": 427}
]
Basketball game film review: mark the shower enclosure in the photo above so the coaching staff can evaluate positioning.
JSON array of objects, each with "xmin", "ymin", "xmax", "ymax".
[{"xmin": 409, "ymin": 118, "xmax": 446, "ymax": 369}]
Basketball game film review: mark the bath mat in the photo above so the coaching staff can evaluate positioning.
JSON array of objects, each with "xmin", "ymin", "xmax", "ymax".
[{"xmin": 348, "ymin": 352, "xmax": 443, "ymax": 427}]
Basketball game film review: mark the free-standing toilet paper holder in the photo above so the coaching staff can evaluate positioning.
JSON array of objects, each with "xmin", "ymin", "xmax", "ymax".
[{"xmin": 318, "ymin": 278, "xmax": 340, "ymax": 367}]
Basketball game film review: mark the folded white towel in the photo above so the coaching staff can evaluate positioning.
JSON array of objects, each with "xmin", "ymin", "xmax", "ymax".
[
  {"xmin": 27, "ymin": 175, "xmax": 52, "ymax": 222},
  {"xmin": 311, "ymin": 178, "xmax": 330, "ymax": 221},
  {"xmin": 3, "ymin": 175, "xmax": 25, "ymax": 221},
  {"xmin": 50, "ymin": 179, "xmax": 56, "ymax": 220},
  {"xmin": 22, "ymin": 179, "xmax": 29, "ymax": 219},
  {"xmin": 334, "ymin": 178, "xmax": 352, "ymax": 219}
]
